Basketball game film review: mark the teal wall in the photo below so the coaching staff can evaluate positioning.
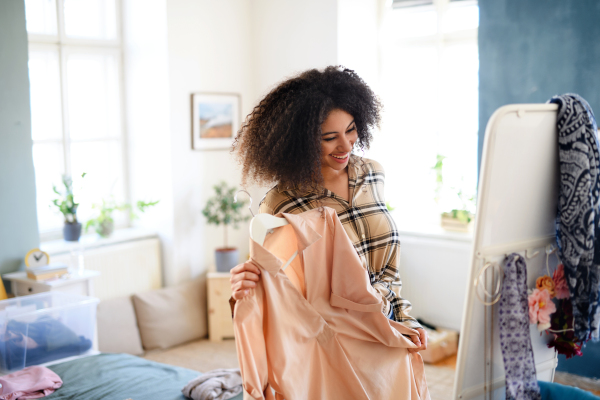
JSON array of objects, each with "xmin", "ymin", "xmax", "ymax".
[
  {"xmin": 0, "ymin": 0, "xmax": 40, "ymax": 273},
  {"xmin": 478, "ymin": 0, "xmax": 600, "ymax": 169}
]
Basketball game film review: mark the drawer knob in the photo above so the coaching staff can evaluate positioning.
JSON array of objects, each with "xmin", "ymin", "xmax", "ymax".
[{"xmin": 28, "ymin": 287, "xmax": 33, "ymax": 292}]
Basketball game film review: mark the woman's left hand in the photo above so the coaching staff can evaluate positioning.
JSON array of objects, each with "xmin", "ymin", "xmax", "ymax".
[{"xmin": 408, "ymin": 328, "xmax": 428, "ymax": 353}]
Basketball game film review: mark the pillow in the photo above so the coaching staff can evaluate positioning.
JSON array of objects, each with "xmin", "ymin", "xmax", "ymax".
[
  {"xmin": 97, "ymin": 296, "xmax": 144, "ymax": 355},
  {"xmin": 132, "ymin": 278, "xmax": 207, "ymax": 350}
]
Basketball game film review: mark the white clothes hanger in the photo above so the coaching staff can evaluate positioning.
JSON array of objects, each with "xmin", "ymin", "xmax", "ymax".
[{"xmin": 234, "ymin": 190, "xmax": 297, "ymax": 270}]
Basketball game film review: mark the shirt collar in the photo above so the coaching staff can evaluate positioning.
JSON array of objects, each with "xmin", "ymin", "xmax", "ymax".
[{"xmin": 249, "ymin": 211, "xmax": 323, "ymax": 275}]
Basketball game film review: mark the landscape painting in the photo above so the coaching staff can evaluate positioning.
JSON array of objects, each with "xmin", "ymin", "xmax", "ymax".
[{"xmin": 191, "ymin": 93, "xmax": 240, "ymax": 150}]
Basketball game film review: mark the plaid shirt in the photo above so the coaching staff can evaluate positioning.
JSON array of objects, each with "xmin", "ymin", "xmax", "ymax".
[{"xmin": 258, "ymin": 155, "xmax": 422, "ymax": 330}]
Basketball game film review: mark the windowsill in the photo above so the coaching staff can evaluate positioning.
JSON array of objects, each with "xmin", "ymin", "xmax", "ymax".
[{"xmin": 40, "ymin": 227, "xmax": 159, "ymax": 256}]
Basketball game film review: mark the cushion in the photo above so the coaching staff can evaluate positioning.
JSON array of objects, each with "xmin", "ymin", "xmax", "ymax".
[
  {"xmin": 132, "ymin": 278, "xmax": 207, "ymax": 350},
  {"xmin": 97, "ymin": 296, "xmax": 144, "ymax": 355}
]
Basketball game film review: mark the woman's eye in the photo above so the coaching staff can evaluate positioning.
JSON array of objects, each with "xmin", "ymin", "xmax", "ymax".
[
  {"xmin": 323, "ymin": 137, "xmax": 335, "ymax": 142},
  {"xmin": 347, "ymin": 126, "xmax": 356, "ymax": 133}
]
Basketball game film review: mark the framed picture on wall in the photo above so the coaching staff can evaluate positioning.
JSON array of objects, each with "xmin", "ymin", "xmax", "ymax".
[{"xmin": 191, "ymin": 92, "xmax": 241, "ymax": 150}]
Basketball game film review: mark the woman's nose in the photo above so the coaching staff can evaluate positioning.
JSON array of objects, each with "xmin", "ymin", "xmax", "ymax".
[{"xmin": 339, "ymin": 137, "xmax": 354, "ymax": 152}]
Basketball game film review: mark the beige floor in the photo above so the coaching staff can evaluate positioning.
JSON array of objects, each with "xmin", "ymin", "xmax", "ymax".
[{"xmin": 143, "ymin": 338, "xmax": 458, "ymax": 399}]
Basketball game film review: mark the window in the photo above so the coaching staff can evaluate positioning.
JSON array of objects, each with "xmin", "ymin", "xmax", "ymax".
[
  {"xmin": 25, "ymin": 0, "xmax": 127, "ymax": 239},
  {"xmin": 372, "ymin": 0, "xmax": 479, "ymax": 231}
]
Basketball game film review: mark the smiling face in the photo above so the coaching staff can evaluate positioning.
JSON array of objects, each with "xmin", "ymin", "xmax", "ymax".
[{"xmin": 321, "ymin": 109, "xmax": 358, "ymax": 172}]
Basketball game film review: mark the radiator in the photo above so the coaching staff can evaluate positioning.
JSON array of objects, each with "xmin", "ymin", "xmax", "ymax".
[
  {"xmin": 51, "ymin": 238, "xmax": 163, "ymax": 300},
  {"xmin": 397, "ymin": 233, "xmax": 472, "ymax": 331}
]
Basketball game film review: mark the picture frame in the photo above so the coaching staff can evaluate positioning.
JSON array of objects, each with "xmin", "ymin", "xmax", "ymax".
[{"xmin": 191, "ymin": 92, "xmax": 241, "ymax": 150}]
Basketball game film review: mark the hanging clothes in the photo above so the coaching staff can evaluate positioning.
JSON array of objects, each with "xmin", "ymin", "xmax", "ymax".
[
  {"xmin": 233, "ymin": 207, "xmax": 429, "ymax": 400},
  {"xmin": 499, "ymin": 254, "xmax": 541, "ymax": 400},
  {"xmin": 550, "ymin": 93, "xmax": 600, "ymax": 342}
]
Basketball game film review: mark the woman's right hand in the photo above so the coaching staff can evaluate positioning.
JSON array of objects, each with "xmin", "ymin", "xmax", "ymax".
[{"xmin": 230, "ymin": 260, "xmax": 261, "ymax": 300}]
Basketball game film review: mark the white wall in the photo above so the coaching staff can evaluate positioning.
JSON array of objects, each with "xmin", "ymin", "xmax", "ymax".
[
  {"xmin": 337, "ymin": 0, "xmax": 380, "ymax": 91},
  {"xmin": 251, "ymin": 0, "xmax": 339, "ymax": 99},
  {"xmin": 165, "ymin": 0, "xmax": 254, "ymax": 287}
]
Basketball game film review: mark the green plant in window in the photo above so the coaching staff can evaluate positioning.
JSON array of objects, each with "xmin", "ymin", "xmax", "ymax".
[
  {"xmin": 52, "ymin": 173, "xmax": 86, "ymax": 224},
  {"xmin": 85, "ymin": 197, "xmax": 159, "ymax": 237},
  {"xmin": 202, "ymin": 181, "xmax": 250, "ymax": 248}
]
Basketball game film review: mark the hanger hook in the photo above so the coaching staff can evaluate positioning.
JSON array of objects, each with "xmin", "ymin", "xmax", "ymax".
[{"xmin": 234, "ymin": 189, "xmax": 254, "ymax": 217}]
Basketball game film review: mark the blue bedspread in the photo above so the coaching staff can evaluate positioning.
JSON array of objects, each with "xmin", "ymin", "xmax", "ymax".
[{"xmin": 44, "ymin": 353, "xmax": 244, "ymax": 400}]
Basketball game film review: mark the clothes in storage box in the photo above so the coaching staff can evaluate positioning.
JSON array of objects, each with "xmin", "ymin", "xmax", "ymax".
[
  {"xmin": 0, "ymin": 292, "xmax": 98, "ymax": 373},
  {"xmin": 234, "ymin": 207, "xmax": 430, "ymax": 400}
]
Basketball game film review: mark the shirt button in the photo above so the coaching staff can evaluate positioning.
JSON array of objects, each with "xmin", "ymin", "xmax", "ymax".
[
  {"xmin": 362, "ymin": 234, "xmax": 366, "ymax": 239},
  {"xmin": 362, "ymin": 186, "xmax": 367, "ymax": 192}
]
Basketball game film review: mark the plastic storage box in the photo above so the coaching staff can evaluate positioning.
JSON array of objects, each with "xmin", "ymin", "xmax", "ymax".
[{"xmin": 0, "ymin": 292, "xmax": 99, "ymax": 373}]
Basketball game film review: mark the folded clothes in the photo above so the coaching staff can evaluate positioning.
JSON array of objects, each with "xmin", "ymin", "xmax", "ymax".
[
  {"xmin": 0, "ymin": 316, "xmax": 92, "ymax": 371},
  {"xmin": 0, "ymin": 365, "xmax": 62, "ymax": 399},
  {"xmin": 182, "ymin": 368, "xmax": 242, "ymax": 400}
]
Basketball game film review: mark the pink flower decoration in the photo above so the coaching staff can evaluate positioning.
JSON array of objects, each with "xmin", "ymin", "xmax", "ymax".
[
  {"xmin": 553, "ymin": 263, "xmax": 570, "ymax": 300},
  {"xmin": 528, "ymin": 288, "xmax": 556, "ymax": 327}
]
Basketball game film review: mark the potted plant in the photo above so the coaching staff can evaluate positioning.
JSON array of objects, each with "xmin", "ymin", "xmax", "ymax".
[
  {"xmin": 85, "ymin": 197, "xmax": 159, "ymax": 238},
  {"xmin": 432, "ymin": 154, "xmax": 476, "ymax": 232},
  {"xmin": 202, "ymin": 181, "xmax": 250, "ymax": 272},
  {"xmin": 52, "ymin": 173, "xmax": 85, "ymax": 241}
]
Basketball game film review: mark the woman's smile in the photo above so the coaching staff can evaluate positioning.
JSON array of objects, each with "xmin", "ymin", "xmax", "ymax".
[{"xmin": 330, "ymin": 152, "xmax": 349, "ymax": 163}]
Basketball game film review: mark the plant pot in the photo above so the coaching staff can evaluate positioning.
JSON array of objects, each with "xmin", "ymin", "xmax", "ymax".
[
  {"xmin": 97, "ymin": 220, "xmax": 114, "ymax": 238},
  {"xmin": 63, "ymin": 222, "xmax": 82, "ymax": 241},
  {"xmin": 440, "ymin": 214, "xmax": 474, "ymax": 233},
  {"xmin": 215, "ymin": 248, "xmax": 239, "ymax": 272}
]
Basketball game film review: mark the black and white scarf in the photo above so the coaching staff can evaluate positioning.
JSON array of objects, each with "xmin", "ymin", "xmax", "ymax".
[{"xmin": 551, "ymin": 93, "xmax": 600, "ymax": 342}]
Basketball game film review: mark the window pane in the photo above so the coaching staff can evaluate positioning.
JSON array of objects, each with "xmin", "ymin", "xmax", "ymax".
[
  {"xmin": 385, "ymin": 7, "xmax": 437, "ymax": 39},
  {"xmin": 29, "ymin": 47, "xmax": 63, "ymax": 141},
  {"xmin": 70, "ymin": 140, "xmax": 126, "ymax": 227},
  {"xmin": 33, "ymin": 142, "xmax": 65, "ymax": 232},
  {"xmin": 443, "ymin": 3, "xmax": 479, "ymax": 33},
  {"xmin": 66, "ymin": 51, "xmax": 121, "ymax": 140},
  {"xmin": 25, "ymin": 0, "xmax": 57, "ymax": 36},
  {"xmin": 438, "ymin": 40, "xmax": 479, "ymax": 213},
  {"xmin": 63, "ymin": 0, "xmax": 117, "ymax": 40},
  {"xmin": 376, "ymin": 44, "xmax": 441, "ymax": 229}
]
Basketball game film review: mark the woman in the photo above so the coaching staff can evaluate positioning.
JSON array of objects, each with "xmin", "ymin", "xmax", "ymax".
[{"xmin": 230, "ymin": 66, "xmax": 427, "ymax": 352}]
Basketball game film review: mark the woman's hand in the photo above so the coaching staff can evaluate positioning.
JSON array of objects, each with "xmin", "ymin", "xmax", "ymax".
[
  {"xmin": 408, "ymin": 328, "xmax": 428, "ymax": 353},
  {"xmin": 230, "ymin": 261, "xmax": 261, "ymax": 300}
]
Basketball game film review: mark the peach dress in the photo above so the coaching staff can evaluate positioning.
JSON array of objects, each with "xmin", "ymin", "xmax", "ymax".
[{"xmin": 234, "ymin": 207, "xmax": 430, "ymax": 400}]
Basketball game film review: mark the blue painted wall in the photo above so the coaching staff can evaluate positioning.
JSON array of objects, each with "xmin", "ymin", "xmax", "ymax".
[
  {"xmin": 0, "ymin": 0, "xmax": 40, "ymax": 273},
  {"xmin": 478, "ymin": 0, "xmax": 600, "ymax": 169},
  {"xmin": 479, "ymin": 0, "xmax": 600, "ymax": 379}
]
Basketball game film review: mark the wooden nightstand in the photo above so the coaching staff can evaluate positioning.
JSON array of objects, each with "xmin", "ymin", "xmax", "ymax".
[
  {"xmin": 3, "ymin": 270, "xmax": 100, "ymax": 297},
  {"xmin": 207, "ymin": 271, "xmax": 234, "ymax": 342}
]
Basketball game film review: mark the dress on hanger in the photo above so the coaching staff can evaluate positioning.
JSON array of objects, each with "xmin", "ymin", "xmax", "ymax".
[{"xmin": 233, "ymin": 207, "xmax": 430, "ymax": 400}]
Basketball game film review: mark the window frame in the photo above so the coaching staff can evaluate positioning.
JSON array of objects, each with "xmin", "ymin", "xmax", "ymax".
[
  {"xmin": 27, "ymin": 0, "xmax": 130, "ymax": 241},
  {"xmin": 377, "ymin": 0, "xmax": 479, "ymax": 233}
]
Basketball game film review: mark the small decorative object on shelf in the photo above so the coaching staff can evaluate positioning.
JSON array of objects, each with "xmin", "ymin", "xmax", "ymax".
[
  {"xmin": 441, "ymin": 210, "xmax": 475, "ymax": 232},
  {"xmin": 202, "ymin": 181, "xmax": 250, "ymax": 272},
  {"xmin": 51, "ymin": 173, "xmax": 86, "ymax": 242},
  {"xmin": 26, "ymin": 263, "xmax": 69, "ymax": 281},
  {"xmin": 85, "ymin": 197, "xmax": 159, "ymax": 238},
  {"xmin": 24, "ymin": 248, "xmax": 50, "ymax": 268}
]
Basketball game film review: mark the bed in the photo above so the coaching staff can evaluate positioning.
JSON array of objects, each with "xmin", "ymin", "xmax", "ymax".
[{"xmin": 43, "ymin": 353, "xmax": 244, "ymax": 400}]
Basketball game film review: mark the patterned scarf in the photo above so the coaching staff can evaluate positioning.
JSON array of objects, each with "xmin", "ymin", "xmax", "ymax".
[
  {"xmin": 550, "ymin": 94, "xmax": 600, "ymax": 342},
  {"xmin": 499, "ymin": 254, "xmax": 541, "ymax": 400}
]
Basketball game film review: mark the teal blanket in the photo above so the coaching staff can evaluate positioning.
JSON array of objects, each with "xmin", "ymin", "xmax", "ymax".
[{"xmin": 45, "ymin": 353, "xmax": 244, "ymax": 400}]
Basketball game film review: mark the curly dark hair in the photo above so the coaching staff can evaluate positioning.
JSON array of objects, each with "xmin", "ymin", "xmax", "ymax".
[{"xmin": 231, "ymin": 66, "xmax": 382, "ymax": 192}]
